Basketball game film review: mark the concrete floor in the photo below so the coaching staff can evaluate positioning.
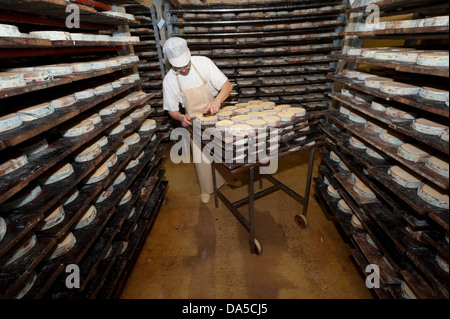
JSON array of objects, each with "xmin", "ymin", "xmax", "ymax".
[{"xmin": 120, "ymin": 146, "xmax": 374, "ymax": 299}]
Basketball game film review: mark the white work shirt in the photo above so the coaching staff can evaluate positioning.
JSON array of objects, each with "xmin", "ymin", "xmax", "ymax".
[{"xmin": 163, "ymin": 55, "xmax": 228, "ymax": 112}]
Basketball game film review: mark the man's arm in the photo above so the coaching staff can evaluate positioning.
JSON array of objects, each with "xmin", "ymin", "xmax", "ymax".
[
  {"xmin": 169, "ymin": 110, "xmax": 192, "ymax": 127},
  {"xmin": 206, "ymin": 80, "xmax": 233, "ymax": 115}
]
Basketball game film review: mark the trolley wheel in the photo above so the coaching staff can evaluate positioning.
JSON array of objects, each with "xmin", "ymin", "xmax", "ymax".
[
  {"xmin": 295, "ymin": 214, "xmax": 308, "ymax": 229},
  {"xmin": 251, "ymin": 238, "xmax": 262, "ymax": 255}
]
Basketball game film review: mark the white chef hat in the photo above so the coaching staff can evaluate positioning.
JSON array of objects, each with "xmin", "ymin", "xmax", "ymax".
[{"xmin": 163, "ymin": 37, "xmax": 191, "ymax": 68}]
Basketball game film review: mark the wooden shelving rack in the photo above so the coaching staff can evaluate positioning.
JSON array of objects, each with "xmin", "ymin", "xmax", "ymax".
[
  {"xmin": 0, "ymin": 0, "xmax": 167, "ymax": 299},
  {"xmin": 164, "ymin": 0, "xmax": 347, "ymax": 111},
  {"xmin": 317, "ymin": 0, "xmax": 449, "ymax": 299}
]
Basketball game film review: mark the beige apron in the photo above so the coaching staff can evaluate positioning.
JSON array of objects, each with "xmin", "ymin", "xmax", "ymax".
[{"xmin": 176, "ymin": 64, "xmax": 227, "ymax": 195}]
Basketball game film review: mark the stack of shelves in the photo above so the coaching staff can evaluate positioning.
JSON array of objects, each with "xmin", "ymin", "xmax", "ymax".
[
  {"xmin": 317, "ymin": 0, "xmax": 449, "ymax": 299},
  {"xmin": 125, "ymin": 1, "xmax": 175, "ymax": 140},
  {"xmin": 165, "ymin": 0, "xmax": 346, "ymax": 111},
  {"xmin": 0, "ymin": 0, "xmax": 167, "ymax": 299}
]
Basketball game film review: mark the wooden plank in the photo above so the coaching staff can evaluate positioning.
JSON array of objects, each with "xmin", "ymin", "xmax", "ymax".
[
  {"xmin": 327, "ymin": 74, "xmax": 449, "ymax": 118},
  {"xmin": 332, "ymin": 54, "xmax": 449, "ymax": 78},
  {"xmin": 341, "ymin": 25, "xmax": 449, "ymax": 37}
]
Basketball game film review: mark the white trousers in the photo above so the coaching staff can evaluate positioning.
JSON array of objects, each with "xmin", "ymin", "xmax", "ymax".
[{"xmin": 191, "ymin": 138, "xmax": 227, "ymax": 195}]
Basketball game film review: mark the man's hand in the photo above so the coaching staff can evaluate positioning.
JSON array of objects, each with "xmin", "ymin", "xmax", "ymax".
[
  {"xmin": 181, "ymin": 114, "xmax": 192, "ymax": 127},
  {"xmin": 206, "ymin": 99, "xmax": 221, "ymax": 115}
]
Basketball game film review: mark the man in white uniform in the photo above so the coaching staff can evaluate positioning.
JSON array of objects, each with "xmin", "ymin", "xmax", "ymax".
[{"xmin": 162, "ymin": 37, "xmax": 238, "ymax": 203}]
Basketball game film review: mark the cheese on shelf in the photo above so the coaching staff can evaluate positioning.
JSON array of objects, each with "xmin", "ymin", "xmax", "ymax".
[
  {"xmin": 215, "ymin": 120, "xmax": 235, "ymax": 132},
  {"xmin": 353, "ymin": 181, "xmax": 376, "ymax": 199},
  {"xmin": 379, "ymin": 129, "xmax": 406, "ymax": 145},
  {"xmin": 50, "ymin": 94, "xmax": 77, "ymax": 108},
  {"xmin": 36, "ymin": 205, "xmax": 65, "ymax": 231},
  {"xmin": 397, "ymin": 143, "xmax": 431, "ymax": 162},
  {"xmin": 83, "ymin": 164, "xmax": 109, "ymax": 185},
  {"xmin": 0, "ymin": 113, "xmax": 22, "ymax": 133},
  {"xmin": 73, "ymin": 205, "xmax": 97, "ymax": 230},
  {"xmin": 349, "ymin": 136, "xmax": 367, "ymax": 150},
  {"xmin": 119, "ymin": 190, "xmax": 132, "ymax": 206},
  {"xmin": 30, "ymin": 31, "xmax": 72, "ymax": 41},
  {"xmin": 20, "ymin": 138, "xmax": 48, "ymax": 156},
  {"xmin": 140, "ymin": 119, "xmax": 157, "ymax": 131},
  {"xmin": 419, "ymin": 87, "xmax": 449, "ymax": 102},
  {"xmin": 417, "ymin": 52, "xmax": 449, "ymax": 67},
  {"xmin": 95, "ymin": 185, "xmax": 114, "ymax": 204},
  {"xmin": 2, "ymin": 184, "xmax": 42, "ymax": 213},
  {"xmin": 327, "ymin": 184, "xmax": 341, "ymax": 199},
  {"xmin": 385, "ymin": 107, "xmax": 416, "ymax": 120},
  {"xmin": 61, "ymin": 188, "xmax": 78, "ymax": 206},
  {"xmin": 425, "ymin": 155, "xmax": 449, "ymax": 177},
  {"xmin": 227, "ymin": 124, "xmax": 254, "ymax": 136},
  {"xmin": 124, "ymin": 133, "xmax": 141, "ymax": 146},
  {"xmin": 337, "ymin": 199, "xmax": 352, "ymax": 214},
  {"xmin": 48, "ymin": 232, "xmax": 76, "ymax": 261},
  {"xmin": 74, "ymin": 143, "xmax": 101, "ymax": 163},
  {"xmin": 0, "ymin": 217, "xmax": 6, "ymax": 243},
  {"xmin": 0, "ymin": 72, "xmax": 27, "ymax": 90},
  {"xmin": 60, "ymin": 119, "xmax": 95, "ymax": 137},
  {"xmin": 380, "ymin": 82, "xmax": 420, "ymax": 95},
  {"xmin": 411, "ymin": 118, "xmax": 447, "ymax": 136},
  {"xmin": 417, "ymin": 182, "xmax": 449, "ymax": 209},
  {"xmin": 365, "ymin": 77, "xmax": 393, "ymax": 88},
  {"xmin": 38, "ymin": 163, "xmax": 74, "ymax": 185},
  {"xmin": 262, "ymin": 116, "xmax": 281, "ymax": 127},
  {"xmin": 0, "ymin": 23, "xmax": 22, "ymax": 37},
  {"xmin": 0, "ymin": 233, "xmax": 37, "ymax": 268}
]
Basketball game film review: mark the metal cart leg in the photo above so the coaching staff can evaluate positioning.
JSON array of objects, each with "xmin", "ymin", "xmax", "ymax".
[
  {"xmin": 294, "ymin": 146, "xmax": 316, "ymax": 229},
  {"xmin": 211, "ymin": 163, "xmax": 218, "ymax": 208}
]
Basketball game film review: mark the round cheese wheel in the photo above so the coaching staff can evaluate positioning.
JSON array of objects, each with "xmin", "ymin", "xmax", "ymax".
[
  {"xmin": 348, "ymin": 112, "xmax": 367, "ymax": 124},
  {"xmin": 327, "ymin": 185, "xmax": 340, "ymax": 199},
  {"xmin": 419, "ymin": 87, "xmax": 449, "ymax": 102},
  {"xmin": 73, "ymin": 205, "xmax": 97, "ymax": 230},
  {"xmin": 124, "ymin": 133, "xmax": 141, "ymax": 146},
  {"xmin": 36, "ymin": 205, "xmax": 65, "ymax": 231},
  {"xmin": 277, "ymin": 111, "xmax": 295, "ymax": 122},
  {"xmin": 385, "ymin": 107, "xmax": 415, "ymax": 120},
  {"xmin": 349, "ymin": 136, "xmax": 367, "ymax": 149},
  {"xmin": 351, "ymin": 214, "xmax": 363, "ymax": 229},
  {"xmin": 425, "ymin": 155, "xmax": 449, "ymax": 177},
  {"xmin": 379, "ymin": 129, "xmax": 406, "ymax": 145},
  {"xmin": 246, "ymin": 119, "xmax": 267, "ymax": 129},
  {"xmin": 39, "ymin": 163, "xmax": 74, "ymax": 185},
  {"xmin": 74, "ymin": 143, "xmax": 101, "ymax": 162},
  {"xmin": 380, "ymin": 82, "xmax": 420, "ymax": 95},
  {"xmin": 113, "ymin": 172, "xmax": 126, "ymax": 186},
  {"xmin": 60, "ymin": 119, "xmax": 95, "ymax": 138},
  {"xmin": 227, "ymin": 124, "xmax": 254, "ymax": 136},
  {"xmin": 388, "ymin": 165, "xmax": 422, "ymax": 188},
  {"xmin": 397, "ymin": 143, "xmax": 430, "ymax": 162},
  {"xmin": 119, "ymin": 190, "xmax": 132, "ymax": 206},
  {"xmin": 217, "ymin": 110, "xmax": 234, "ymax": 120},
  {"xmin": 365, "ymin": 77, "xmax": 393, "ymax": 88},
  {"xmin": 215, "ymin": 120, "xmax": 235, "ymax": 131},
  {"xmin": 48, "ymin": 232, "xmax": 76, "ymax": 260},
  {"xmin": 354, "ymin": 181, "xmax": 376, "ymax": 199},
  {"xmin": 0, "ymin": 233, "xmax": 37, "ymax": 267},
  {"xmin": 417, "ymin": 182, "xmax": 449, "ymax": 209},
  {"xmin": 337, "ymin": 199, "xmax": 352, "ymax": 214},
  {"xmin": 83, "ymin": 164, "xmax": 109, "ymax": 185},
  {"xmin": 95, "ymin": 185, "xmax": 114, "ymax": 204},
  {"xmin": 18, "ymin": 103, "xmax": 54, "ymax": 122},
  {"xmin": 263, "ymin": 116, "xmax": 281, "ymax": 127}
]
